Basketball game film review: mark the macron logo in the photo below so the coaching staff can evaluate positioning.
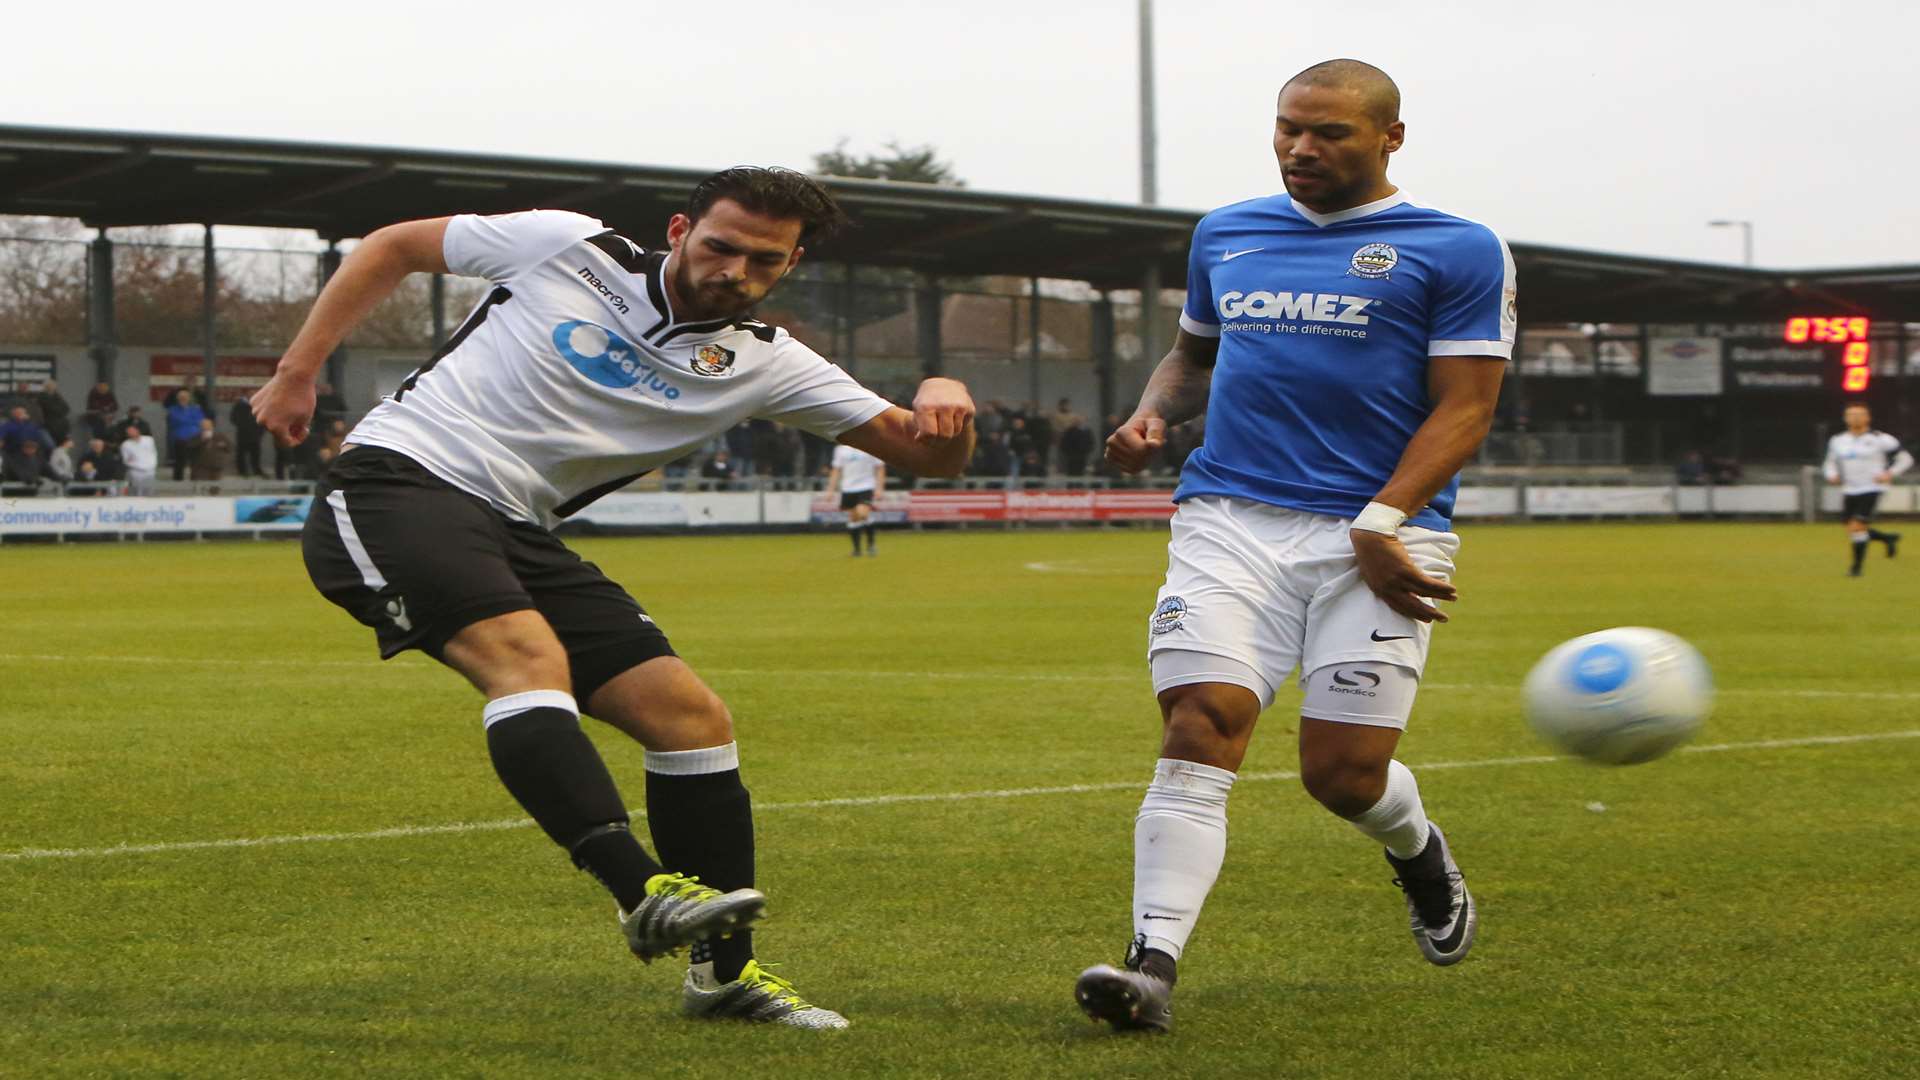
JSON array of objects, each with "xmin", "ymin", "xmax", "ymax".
[
  {"xmin": 1218, "ymin": 291, "xmax": 1374, "ymax": 325},
  {"xmin": 577, "ymin": 267, "xmax": 631, "ymax": 316}
]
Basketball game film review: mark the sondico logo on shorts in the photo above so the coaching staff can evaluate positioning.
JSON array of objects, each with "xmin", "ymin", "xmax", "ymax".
[
  {"xmin": 552, "ymin": 320, "xmax": 682, "ymax": 401},
  {"xmin": 1217, "ymin": 291, "xmax": 1374, "ymax": 325},
  {"xmin": 1149, "ymin": 596, "xmax": 1188, "ymax": 635},
  {"xmin": 1327, "ymin": 668, "xmax": 1381, "ymax": 697}
]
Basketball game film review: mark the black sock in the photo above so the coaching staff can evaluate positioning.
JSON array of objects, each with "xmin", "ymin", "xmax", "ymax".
[
  {"xmin": 849, "ymin": 527, "xmax": 861, "ymax": 553},
  {"xmin": 485, "ymin": 705, "xmax": 661, "ymax": 911},
  {"xmin": 864, "ymin": 524, "xmax": 876, "ymax": 551},
  {"xmin": 1137, "ymin": 948, "xmax": 1178, "ymax": 985},
  {"xmin": 646, "ymin": 762, "xmax": 756, "ymax": 982},
  {"xmin": 1869, "ymin": 528, "xmax": 1894, "ymax": 544},
  {"xmin": 1852, "ymin": 538, "xmax": 1869, "ymax": 572}
]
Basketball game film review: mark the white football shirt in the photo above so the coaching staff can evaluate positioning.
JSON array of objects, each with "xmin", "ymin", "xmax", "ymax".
[
  {"xmin": 1823, "ymin": 430, "xmax": 1912, "ymax": 495},
  {"xmin": 831, "ymin": 444, "xmax": 883, "ymax": 493},
  {"xmin": 347, "ymin": 210, "xmax": 892, "ymax": 527}
]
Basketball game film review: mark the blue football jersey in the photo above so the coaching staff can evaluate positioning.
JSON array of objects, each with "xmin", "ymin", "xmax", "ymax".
[{"xmin": 1174, "ymin": 191, "xmax": 1515, "ymax": 531}]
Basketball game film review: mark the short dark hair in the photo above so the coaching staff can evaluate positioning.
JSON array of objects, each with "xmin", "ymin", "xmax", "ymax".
[
  {"xmin": 1282, "ymin": 58, "xmax": 1401, "ymax": 128},
  {"xmin": 686, "ymin": 166, "xmax": 850, "ymax": 244}
]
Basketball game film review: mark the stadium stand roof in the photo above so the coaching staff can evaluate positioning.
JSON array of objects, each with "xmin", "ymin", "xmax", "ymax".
[{"xmin": 3, "ymin": 124, "xmax": 1918, "ymax": 322}]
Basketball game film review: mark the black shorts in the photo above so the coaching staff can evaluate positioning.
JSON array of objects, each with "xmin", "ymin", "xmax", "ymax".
[
  {"xmin": 303, "ymin": 446, "xmax": 674, "ymax": 703},
  {"xmin": 839, "ymin": 489, "xmax": 875, "ymax": 511},
  {"xmin": 1842, "ymin": 492, "xmax": 1882, "ymax": 521}
]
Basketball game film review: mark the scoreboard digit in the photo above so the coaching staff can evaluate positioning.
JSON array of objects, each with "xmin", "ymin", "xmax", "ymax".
[{"xmin": 1784, "ymin": 315, "xmax": 1872, "ymax": 392}]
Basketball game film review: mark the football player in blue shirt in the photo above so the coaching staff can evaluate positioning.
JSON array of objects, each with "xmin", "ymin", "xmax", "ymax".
[{"xmin": 1075, "ymin": 59, "xmax": 1515, "ymax": 1033}]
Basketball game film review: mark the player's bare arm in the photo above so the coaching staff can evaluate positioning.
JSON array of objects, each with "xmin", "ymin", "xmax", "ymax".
[
  {"xmin": 1106, "ymin": 329, "xmax": 1219, "ymax": 473},
  {"xmin": 837, "ymin": 377, "xmax": 977, "ymax": 477},
  {"xmin": 1350, "ymin": 356, "xmax": 1505, "ymax": 623},
  {"xmin": 252, "ymin": 217, "xmax": 453, "ymax": 446}
]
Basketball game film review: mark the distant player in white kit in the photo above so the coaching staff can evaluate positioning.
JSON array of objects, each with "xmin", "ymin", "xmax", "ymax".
[
  {"xmin": 1074, "ymin": 60, "xmax": 1515, "ymax": 1032},
  {"xmin": 827, "ymin": 443, "xmax": 885, "ymax": 556},
  {"xmin": 1824, "ymin": 403, "xmax": 1910, "ymax": 576},
  {"xmin": 250, "ymin": 168, "xmax": 975, "ymax": 1028}
]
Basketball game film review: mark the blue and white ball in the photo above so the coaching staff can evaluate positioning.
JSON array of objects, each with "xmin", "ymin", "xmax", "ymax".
[{"xmin": 1523, "ymin": 627, "xmax": 1713, "ymax": 765}]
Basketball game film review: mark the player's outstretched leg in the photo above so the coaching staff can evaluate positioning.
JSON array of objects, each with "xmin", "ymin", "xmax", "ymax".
[
  {"xmin": 481, "ymin": 690, "xmax": 765, "ymax": 963},
  {"xmin": 1869, "ymin": 527, "xmax": 1900, "ymax": 558},
  {"xmin": 1300, "ymin": 709, "xmax": 1476, "ymax": 968},
  {"xmin": 847, "ymin": 515, "xmax": 863, "ymax": 556},
  {"xmin": 1850, "ymin": 528, "xmax": 1870, "ymax": 576}
]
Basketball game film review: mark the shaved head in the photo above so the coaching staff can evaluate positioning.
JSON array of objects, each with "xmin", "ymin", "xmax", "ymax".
[{"xmin": 1282, "ymin": 59, "xmax": 1400, "ymax": 128}]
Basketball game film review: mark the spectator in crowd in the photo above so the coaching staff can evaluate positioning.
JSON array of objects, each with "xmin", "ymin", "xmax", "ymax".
[
  {"xmin": 165, "ymin": 388, "xmax": 205, "ymax": 481},
  {"xmin": 191, "ymin": 418, "xmax": 232, "ymax": 482},
  {"xmin": 4, "ymin": 439, "xmax": 50, "ymax": 491},
  {"xmin": 230, "ymin": 397, "xmax": 265, "ymax": 477},
  {"xmin": 724, "ymin": 422, "xmax": 754, "ymax": 476},
  {"xmin": 113, "ymin": 405, "xmax": 152, "ymax": 446},
  {"xmin": 179, "ymin": 374, "xmax": 210, "ymax": 412},
  {"xmin": 71, "ymin": 457, "xmax": 106, "ymax": 493},
  {"xmin": 48, "ymin": 437, "xmax": 75, "ymax": 486},
  {"xmin": 319, "ymin": 417, "xmax": 350, "ymax": 460},
  {"xmin": 1053, "ymin": 397, "xmax": 1083, "ymax": 438},
  {"xmin": 120, "ymin": 424, "xmax": 158, "ymax": 495},
  {"xmin": 1058, "ymin": 414, "xmax": 1094, "ymax": 477},
  {"xmin": 83, "ymin": 381, "xmax": 119, "ymax": 442},
  {"xmin": 1025, "ymin": 405, "xmax": 1054, "ymax": 471},
  {"xmin": 700, "ymin": 449, "xmax": 737, "ymax": 487},
  {"xmin": 313, "ymin": 382, "xmax": 347, "ymax": 428},
  {"xmin": 1006, "ymin": 416, "xmax": 1035, "ymax": 478},
  {"xmin": 976, "ymin": 400, "xmax": 1006, "ymax": 441},
  {"xmin": 1707, "ymin": 454, "xmax": 1742, "ymax": 486},
  {"xmin": 1, "ymin": 404, "xmax": 53, "ymax": 457},
  {"xmin": 1675, "ymin": 450, "xmax": 1706, "ymax": 486},
  {"xmin": 78, "ymin": 437, "xmax": 123, "ymax": 485},
  {"xmin": 36, "ymin": 379, "xmax": 72, "ymax": 445}
]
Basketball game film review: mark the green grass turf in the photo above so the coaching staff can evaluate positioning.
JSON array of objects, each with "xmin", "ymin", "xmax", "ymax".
[{"xmin": 2, "ymin": 522, "xmax": 1916, "ymax": 1078}]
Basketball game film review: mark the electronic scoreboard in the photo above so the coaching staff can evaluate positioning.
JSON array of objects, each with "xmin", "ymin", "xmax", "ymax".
[{"xmin": 1783, "ymin": 316, "xmax": 1872, "ymax": 392}]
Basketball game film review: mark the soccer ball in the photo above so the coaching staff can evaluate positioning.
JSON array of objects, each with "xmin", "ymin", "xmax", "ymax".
[{"xmin": 1522, "ymin": 627, "xmax": 1713, "ymax": 765}]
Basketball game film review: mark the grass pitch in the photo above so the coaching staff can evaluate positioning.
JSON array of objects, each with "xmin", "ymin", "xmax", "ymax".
[{"xmin": 2, "ymin": 522, "xmax": 1916, "ymax": 1078}]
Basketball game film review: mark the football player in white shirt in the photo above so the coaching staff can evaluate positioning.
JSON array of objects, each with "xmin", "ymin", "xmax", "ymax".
[
  {"xmin": 251, "ymin": 168, "xmax": 975, "ymax": 1029},
  {"xmin": 827, "ymin": 443, "xmax": 885, "ymax": 556},
  {"xmin": 1823, "ymin": 403, "xmax": 1911, "ymax": 576}
]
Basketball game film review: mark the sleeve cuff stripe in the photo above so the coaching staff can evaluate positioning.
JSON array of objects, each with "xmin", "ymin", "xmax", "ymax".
[
  {"xmin": 1429, "ymin": 340, "xmax": 1513, "ymax": 359},
  {"xmin": 1178, "ymin": 313, "xmax": 1222, "ymax": 338}
]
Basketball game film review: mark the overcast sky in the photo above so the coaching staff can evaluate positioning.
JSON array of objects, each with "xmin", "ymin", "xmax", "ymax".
[{"xmin": 9, "ymin": 0, "xmax": 1916, "ymax": 268}]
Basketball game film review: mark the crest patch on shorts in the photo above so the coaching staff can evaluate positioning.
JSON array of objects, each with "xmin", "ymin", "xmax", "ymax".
[{"xmin": 1150, "ymin": 595, "xmax": 1189, "ymax": 635}]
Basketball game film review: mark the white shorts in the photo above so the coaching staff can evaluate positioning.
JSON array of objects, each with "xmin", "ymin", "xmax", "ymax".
[{"xmin": 1145, "ymin": 495, "xmax": 1461, "ymax": 726}]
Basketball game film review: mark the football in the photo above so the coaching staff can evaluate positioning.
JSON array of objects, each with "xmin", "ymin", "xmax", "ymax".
[{"xmin": 1522, "ymin": 627, "xmax": 1713, "ymax": 765}]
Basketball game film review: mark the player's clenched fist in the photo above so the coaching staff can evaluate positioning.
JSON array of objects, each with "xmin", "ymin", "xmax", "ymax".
[
  {"xmin": 250, "ymin": 370, "xmax": 318, "ymax": 448},
  {"xmin": 1105, "ymin": 414, "xmax": 1167, "ymax": 474},
  {"xmin": 911, "ymin": 377, "xmax": 975, "ymax": 442}
]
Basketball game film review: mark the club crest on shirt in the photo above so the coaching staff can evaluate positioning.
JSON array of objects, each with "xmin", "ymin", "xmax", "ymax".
[
  {"xmin": 690, "ymin": 343, "xmax": 736, "ymax": 377},
  {"xmin": 1348, "ymin": 242, "xmax": 1398, "ymax": 279},
  {"xmin": 1150, "ymin": 595, "xmax": 1188, "ymax": 635}
]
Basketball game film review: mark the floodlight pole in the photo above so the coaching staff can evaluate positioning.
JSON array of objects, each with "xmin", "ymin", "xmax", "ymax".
[
  {"xmin": 1708, "ymin": 219, "xmax": 1753, "ymax": 267},
  {"xmin": 201, "ymin": 224, "xmax": 218, "ymax": 406},
  {"xmin": 1138, "ymin": 0, "xmax": 1158, "ymax": 206}
]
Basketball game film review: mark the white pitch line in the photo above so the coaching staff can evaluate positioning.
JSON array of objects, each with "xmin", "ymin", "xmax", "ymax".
[
  {"xmin": 6, "ymin": 652, "xmax": 1919, "ymax": 701},
  {"xmin": 3, "ymin": 729, "xmax": 1915, "ymax": 864}
]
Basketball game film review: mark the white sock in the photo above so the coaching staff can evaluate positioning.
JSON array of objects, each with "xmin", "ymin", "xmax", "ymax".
[
  {"xmin": 1348, "ymin": 759, "xmax": 1431, "ymax": 859},
  {"xmin": 1132, "ymin": 758, "xmax": 1235, "ymax": 961}
]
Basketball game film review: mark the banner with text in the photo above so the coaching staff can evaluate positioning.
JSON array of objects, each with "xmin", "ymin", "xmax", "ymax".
[{"xmin": 148, "ymin": 355, "xmax": 280, "ymax": 403}]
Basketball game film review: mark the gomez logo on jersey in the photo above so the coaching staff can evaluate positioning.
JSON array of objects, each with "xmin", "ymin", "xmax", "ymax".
[
  {"xmin": 551, "ymin": 320, "xmax": 682, "ymax": 400},
  {"xmin": 1218, "ymin": 291, "xmax": 1375, "ymax": 325}
]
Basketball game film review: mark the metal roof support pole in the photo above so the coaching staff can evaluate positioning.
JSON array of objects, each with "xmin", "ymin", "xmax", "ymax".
[
  {"xmin": 430, "ymin": 272, "xmax": 447, "ymax": 346},
  {"xmin": 837, "ymin": 263, "xmax": 856, "ymax": 377},
  {"xmin": 1093, "ymin": 290, "xmax": 1116, "ymax": 425},
  {"xmin": 201, "ymin": 225, "xmax": 218, "ymax": 408},
  {"xmin": 1028, "ymin": 276, "xmax": 1043, "ymax": 411},
  {"xmin": 1139, "ymin": 261, "xmax": 1163, "ymax": 368},
  {"xmin": 86, "ymin": 230, "xmax": 117, "ymax": 385},
  {"xmin": 915, "ymin": 273, "xmax": 943, "ymax": 379},
  {"xmin": 320, "ymin": 243, "xmax": 346, "ymax": 397}
]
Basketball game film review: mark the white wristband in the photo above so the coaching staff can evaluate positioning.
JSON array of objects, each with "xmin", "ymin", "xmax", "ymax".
[{"xmin": 1350, "ymin": 501, "xmax": 1408, "ymax": 536}]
